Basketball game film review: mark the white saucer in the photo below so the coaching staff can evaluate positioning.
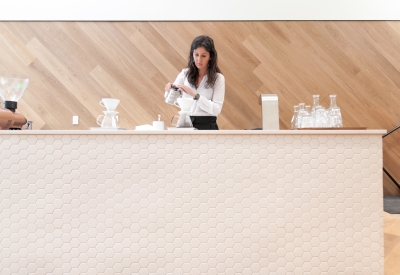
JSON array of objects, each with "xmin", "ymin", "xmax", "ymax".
[
  {"xmin": 167, "ymin": 127, "xmax": 197, "ymax": 131},
  {"xmin": 90, "ymin": 127, "xmax": 126, "ymax": 131}
]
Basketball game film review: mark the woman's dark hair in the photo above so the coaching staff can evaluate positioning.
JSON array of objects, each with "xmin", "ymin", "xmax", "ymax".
[{"xmin": 186, "ymin": 35, "xmax": 222, "ymax": 89}]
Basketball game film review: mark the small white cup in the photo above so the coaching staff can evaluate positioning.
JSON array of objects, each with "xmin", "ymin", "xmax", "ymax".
[
  {"xmin": 100, "ymin": 98, "xmax": 120, "ymax": 111},
  {"xmin": 153, "ymin": 121, "xmax": 164, "ymax": 130}
]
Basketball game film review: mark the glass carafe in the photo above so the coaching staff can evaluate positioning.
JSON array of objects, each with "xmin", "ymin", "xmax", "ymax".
[
  {"xmin": 300, "ymin": 105, "xmax": 313, "ymax": 128},
  {"xmin": 290, "ymin": 105, "xmax": 299, "ymax": 129},
  {"xmin": 97, "ymin": 111, "xmax": 119, "ymax": 128},
  {"xmin": 311, "ymin": 94, "xmax": 321, "ymax": 115},
  {"xmin": 314, "ymin": 106, "xmax": 328, "ymax": 128},
  {"xmin": 296, "ymin": 103, "xmax": 306, "ymax": 129},
  {"xmin": 328, "ymin": 95, "xmax": 343, "ymax": 127},
  {"xmin": 171, "ymin": 111, "xmax": 193, "ymax": 128}
]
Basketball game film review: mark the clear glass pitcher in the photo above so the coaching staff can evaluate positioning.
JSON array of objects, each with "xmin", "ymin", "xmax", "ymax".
[
  {"xmin": 171, "ymin": 111, "xmax": 193, "ymax": 128},
  {"xmin": 97, "ymin": 111, "xmax": 119, "ymax": 128}
]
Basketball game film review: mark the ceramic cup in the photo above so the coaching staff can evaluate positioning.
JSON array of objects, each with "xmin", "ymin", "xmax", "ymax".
[
  {"xmin": 153, "ymin": 121, "xmax": 164, "ymax": 130},
  {"xmin": 100, "ymin": 98, "xmax": 120, "ymax": 111}
]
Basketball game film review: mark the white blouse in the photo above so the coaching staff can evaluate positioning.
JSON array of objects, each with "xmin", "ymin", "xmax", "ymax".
[{"xmin": 165, "ymin": 69, "xmax": 225, "ymax": 116}]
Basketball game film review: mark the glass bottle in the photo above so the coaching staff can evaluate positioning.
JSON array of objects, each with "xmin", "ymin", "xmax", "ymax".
[
  {"xmin": 290, "ymin": 105, "xmax": 299, "ymax": 129},
  {"xmin": 328, "ymin": 94, "xmax": 338, "ymax": 109},
  {"xmin": 301, "ymin": 105, "xmax": 313, "ymax": 128},
  {"xmin": 312, "ymin": 94, "xmax": 327, "ymax": 127},
  {"xmin": 311, "ymin": 94, "xmax": 321, "ymax": 114},
  {"xmin": 328, "ymin": 95, "xmax": 343, "ymax": 127},
  {"xmin": 296, "ymin": 103, "xmax": 305, "ymax": 129}
]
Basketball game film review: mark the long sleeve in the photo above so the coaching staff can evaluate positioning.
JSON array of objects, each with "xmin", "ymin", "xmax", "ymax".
[
  {"xmin": 166, "ymin": 69, "xmax": 226, "ymax": 117},
  {"xmin": 196, "ymin": 74, "xmax": 225, "ymax": 116}
]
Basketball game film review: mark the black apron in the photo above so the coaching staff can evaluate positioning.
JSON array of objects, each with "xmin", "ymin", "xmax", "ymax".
[
  {"xmin": 191, "ymin": 82, "xmax": 219, "ymax": 130},
  {"xmin": 190, "ymin": 116, "xmax": 219, "ymax": 130}
]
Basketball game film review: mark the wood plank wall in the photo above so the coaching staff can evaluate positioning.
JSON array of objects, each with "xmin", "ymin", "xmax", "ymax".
[{"xmin": 0, "ymin": 21, "xmax": 399, "ymax": 195}]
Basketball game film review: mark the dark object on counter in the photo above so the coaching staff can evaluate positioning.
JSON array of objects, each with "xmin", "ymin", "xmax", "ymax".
[
  {"xmin": 383, "ymin": 196, "xmax": 400, "ymax": 214},
  {"xmin": 190, "ymin": 116, "xmax": 218, "ymax": 130},
  {"xmin": 4, "ymin": 100, "xmax": 17, "ymax": 112}
]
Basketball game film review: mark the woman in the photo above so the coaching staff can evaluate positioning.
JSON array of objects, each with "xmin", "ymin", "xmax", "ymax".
[{"xmin": 164, "ymin": 35, "xmax": 225, "ymax": 130}]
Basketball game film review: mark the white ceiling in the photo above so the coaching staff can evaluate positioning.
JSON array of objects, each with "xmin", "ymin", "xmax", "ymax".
[{"xmin": 1, "ymin": 0, "xmax": 400, "ymax": 21}]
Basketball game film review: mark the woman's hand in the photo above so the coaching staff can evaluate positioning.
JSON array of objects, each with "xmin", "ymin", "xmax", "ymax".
[
  {"xmin": 176, "ymin": 84, "xmax": 196, "ymax": 97},
  {"xmin": 165, "ymin": 82, "xmax": 173, "ymax": 92}
]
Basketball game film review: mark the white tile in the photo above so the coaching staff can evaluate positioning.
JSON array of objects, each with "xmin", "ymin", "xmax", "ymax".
[{"xmin": 0, "ymin": 132, "xmax": 384, "ymax": 274}]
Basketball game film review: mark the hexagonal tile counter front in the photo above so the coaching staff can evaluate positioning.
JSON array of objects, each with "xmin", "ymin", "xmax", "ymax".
[{"xmin": 0, "ymin": 130, "xmax": 384, "ymax": 275}]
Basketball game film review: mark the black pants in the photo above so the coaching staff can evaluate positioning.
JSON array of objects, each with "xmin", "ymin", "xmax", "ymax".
[{"xmin": 190, "ymin": 116, "xmax": 219, "ymax": 130}]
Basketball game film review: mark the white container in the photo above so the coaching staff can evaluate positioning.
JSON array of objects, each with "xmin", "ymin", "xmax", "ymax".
[
  {"xmin": 153, "ymin": 114, "xmax": 164, "ymax": 130},
  {"xmin": 153, "ymin": 121, "xmax": 164, "ymax": 130}
]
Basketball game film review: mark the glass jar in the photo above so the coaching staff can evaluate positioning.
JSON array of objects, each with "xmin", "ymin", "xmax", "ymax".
[
  {"xmin": 296, "ymin": 103, "xmax": 306, "ymax": 129},
  {"xmin": 311, "ymin": 94, "xmax": 321, "ymax": 115},
  {"xmin": 328, "ymin": 95, "xmax": 343, "ymax": 127},
  {"xmin": 290, "ymin": 105, "xmax": 299, "ymax": 129},
  {"xmin": 300, "ymin": 105, "xmax": 313, "ymax": 128}
]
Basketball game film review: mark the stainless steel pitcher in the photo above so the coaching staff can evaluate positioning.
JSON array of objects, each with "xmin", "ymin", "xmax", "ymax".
[{"xmin": 165, "ymin": 86, "xmax": 182, "ymax": 105}]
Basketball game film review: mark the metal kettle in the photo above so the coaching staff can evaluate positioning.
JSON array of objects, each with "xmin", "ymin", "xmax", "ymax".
[{"xmin": 165, "ymin": 85, "xmax": 182, "ymax": 105}]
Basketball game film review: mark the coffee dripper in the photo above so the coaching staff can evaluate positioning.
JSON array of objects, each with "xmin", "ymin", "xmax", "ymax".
[{"xmin": 99, "ymin": 98, "xmax": 120, "ymax": 111}]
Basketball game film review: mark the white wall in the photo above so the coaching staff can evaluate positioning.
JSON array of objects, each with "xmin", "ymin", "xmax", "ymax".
[{"xmin": 1, "ymin": 0, "xmax": 400, "ymax": 21}]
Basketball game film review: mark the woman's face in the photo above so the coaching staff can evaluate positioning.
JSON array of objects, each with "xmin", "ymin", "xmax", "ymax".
[{"xmin": 193, "ymin": 46, "xmax": 211, "ymax": 71}]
